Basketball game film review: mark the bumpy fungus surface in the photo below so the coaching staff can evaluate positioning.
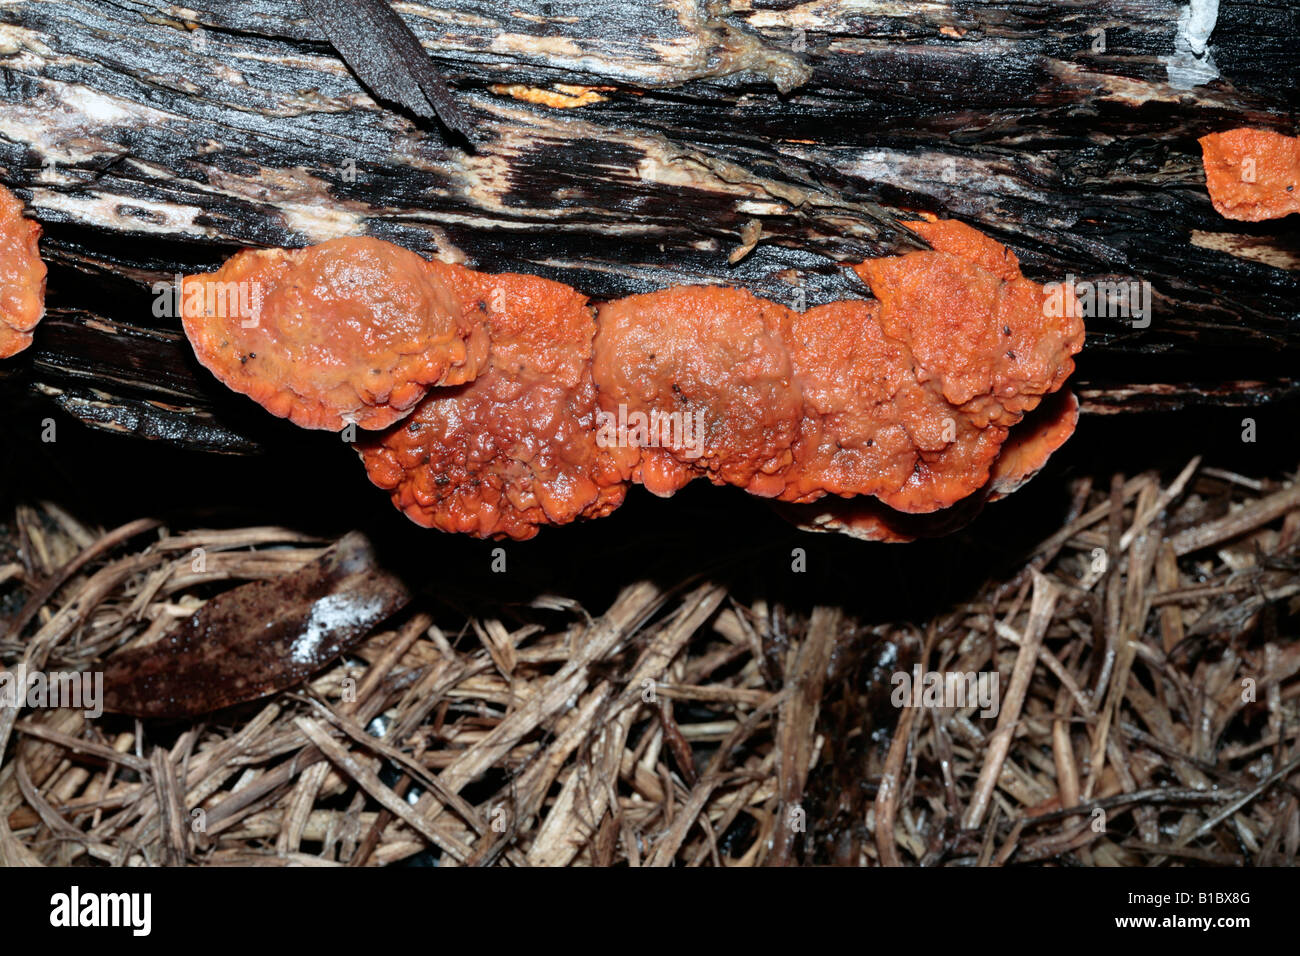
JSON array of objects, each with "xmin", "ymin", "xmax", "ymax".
[
  {"xmin": 1199, "ymin": 128, "xmax": 1300, "ymax": 222},
  {"xmin": 182, "ymin": 219, "xmax": 1085, "ymax": 540},
  {"xmin": 588, "ymin": 217, "xmax": 1082, "ymax": 517},
  {"xmin": 182, "ymin": 237, "xmax": 488, "ymax": 430},
  {"xmin": 593, "ymin": 286, "xmax": 802, "ymax": 497},
  {"xmin": 778, "ymin": 389, "xmax": 1082, "ymax": 542},
  {"xmin": 0, "ymin": 185, "xmax": 47, "ymax": 359},
  {"xmin": 359, "ymin": 267, "xmax": 631, "ymax": 540},
  {"xmin": 848, "ymin": 220, "xmax": 1082, "ymax": 512}
]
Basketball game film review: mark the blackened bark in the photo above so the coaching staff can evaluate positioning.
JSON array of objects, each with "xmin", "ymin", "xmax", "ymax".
[{"xmin": 0, "ymin": 0, "xmax": 1295, "ymax": 451}]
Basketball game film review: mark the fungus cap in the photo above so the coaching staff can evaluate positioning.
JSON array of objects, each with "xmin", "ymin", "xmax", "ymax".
[
  {"xmin": 0, "ymin": 185, "xmax": 47, "ymax": 359},
  {"xmin": 1199, "ymin": 128, "xmax": 1300, "ymax": 222},
  {"xmin": 777, "ymin": 389, "xmax": 1081, "ymax": 541},
  {"xmin": 592, "ymin": 286, "xmax": 802, "ymax": 497},
  {"xmin": 359, "ymin": 267, "xmax": 632, "ymax": 540},
  {"xmin": 986, "ymin": 390, "xmax": 1080, "ymax": 501},
  {"xmin": 846, "ymin": 222, "xmax": 1084, "ymax": 514},
  {"xmin": 182, "ymin": 237, "xmax": 488, "ymax": 431}
]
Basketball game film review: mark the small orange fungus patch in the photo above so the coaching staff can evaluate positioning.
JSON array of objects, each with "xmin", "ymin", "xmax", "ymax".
[
  {"xmin": 490, "ymin": 84, "xmax": 608, "ymax": 108},
  {"xmin": 0, "ymin": 185, "xmax": 47, "ymax": 359},
  {"xmin": 1199, "ymin": 128, "xmax": 1300, "ymax": 222}
]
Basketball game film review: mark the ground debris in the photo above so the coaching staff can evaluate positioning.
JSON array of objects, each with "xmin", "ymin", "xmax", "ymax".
[{"xmin": 1, "ymin": 460, "xmax": 1298, "ymax": 866}]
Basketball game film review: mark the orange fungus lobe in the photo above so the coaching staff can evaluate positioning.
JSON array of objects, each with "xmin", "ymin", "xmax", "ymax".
[
  {"xmin": 777, "ymin": 388, "xmax": 1082, "ymax": 541},
  {"xmin": 592, "ymin": 286, "xmax": 802, "ymax": 497},
  {"xmin": 181, "ymin": 237, "xmax": 489, "ymax": 431},
  {"xmin": 358, "ymin": 267, "xmax": 631, "ymax": 540},
  {"xmin": 848, "ymin": 225, "xmax": 1083, "ymax": 512},
  {"xmin": 1199, "ymin": 128, "xmax": 1300, "ymax": 222},
  {"xmin": 0, "ymin": 185, "xmax": 47, "ymax": 359}
]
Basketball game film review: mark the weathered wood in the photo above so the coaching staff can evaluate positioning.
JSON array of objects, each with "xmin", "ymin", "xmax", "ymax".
[{"xmin": 0, "ymin": 0, "xmax": 1296, "ymax": 450}]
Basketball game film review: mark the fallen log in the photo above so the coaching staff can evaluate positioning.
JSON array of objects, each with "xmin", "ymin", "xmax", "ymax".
[{"xmin": 0, "ymin": 0, "xmax": 1296, "ymax": 452}]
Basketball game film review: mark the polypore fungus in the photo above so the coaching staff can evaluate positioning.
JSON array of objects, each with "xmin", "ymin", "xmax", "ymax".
[
  {"xmin": 182, "ymin": 237, "xmax": 489, "ymax": 430},
  {"xmin": 589, "ymin": 216, "xmax": 1082, "ymax": 518},
  {"xmin": 847, "ymin": 219, "xmax": 1082, "ymax": 512},
  {"xmin": 1199, "ymin": 128, "xmax": 1300, "ymax": 222},
  {"xmin": 592, "ymin": 286, "xmax": 803, "ymax": 497},
  {"xmin": 181, "ymin": 220, "xmax": 1085, "ymax": 540},
  {"xmin": 777, "ymin": 390, "xmax": 1081, "ymax": 542},
  {"xmin": 0, "ymin": 184, "xmax": 47, "ymax": 359},
  {"xmin": 358, "ymin": 266, "xmax": 632, "ymax": 540}
]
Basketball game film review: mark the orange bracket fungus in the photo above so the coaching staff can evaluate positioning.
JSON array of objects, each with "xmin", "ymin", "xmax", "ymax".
[
  {"xmin": 0, "ymin": 184, "xmax": 47, "ymax": 359},
  {"xmin": 359, "ymin": 265, "xmax": 632, "ymax": 540},
  {"xmin": 1199, "ymin": 128, "xmax": 1300, "ymax": 222},
  {"xmin": 181, "ymin": 220, "xmax": 1085, "ymax": 540},
  {"xmin": 181, "ymin": 237, "xmax": 489, "ymax": 431},
  {"xmin": 777, "ymin": 390, "xmax": 1081, "ymax": 542}
]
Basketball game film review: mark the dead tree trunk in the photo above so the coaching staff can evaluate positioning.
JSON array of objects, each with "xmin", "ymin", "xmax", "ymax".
[{"xmin": 0, "ymin": 0, "xmax": 1296, "ymax": 452}]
